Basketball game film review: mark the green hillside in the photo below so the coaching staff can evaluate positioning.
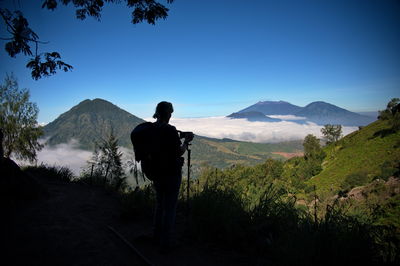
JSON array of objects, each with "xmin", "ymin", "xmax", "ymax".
[
  {"xmin": 190, "ymin": 137, "xmax": 302, "ymax": 171},
  {"xmin": 308, "ymin": 119, "xmax": 400, "ymax": 193},
  {"xmin": 178, "ymin": 136, "xmax": 302, "ymax": 178}
]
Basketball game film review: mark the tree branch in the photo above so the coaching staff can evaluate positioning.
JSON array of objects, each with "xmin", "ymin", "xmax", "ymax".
[{"xmin": 0, "ymin": 9, "xmax": 17, "ymax": 33}]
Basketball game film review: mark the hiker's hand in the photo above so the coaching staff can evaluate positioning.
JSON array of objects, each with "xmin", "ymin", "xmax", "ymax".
[{"xmin": 184, "ymin": 132, "xmax": 194, "ymax": 143}]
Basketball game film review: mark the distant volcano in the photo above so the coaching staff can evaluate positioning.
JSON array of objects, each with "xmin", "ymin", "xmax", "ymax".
[
  {"xmin": 229, "ymin": 100, "xmax": 375, "ymax": 126},
  {"xmin": 43, "ymin": 98, "xmax": 145, "ymax": 150},
  {"xmin": 238, "ymin": 100, "xmax": 303, "ymax": 115},
  {"xmin": 227, "ymin": 111, "xmax": 281, "ymax": 122}
]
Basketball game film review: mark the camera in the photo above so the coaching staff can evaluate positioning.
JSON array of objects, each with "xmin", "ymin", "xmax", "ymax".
[{"xmin": 178, "ymin": 131, "xmax": 194, "ymax": 143}]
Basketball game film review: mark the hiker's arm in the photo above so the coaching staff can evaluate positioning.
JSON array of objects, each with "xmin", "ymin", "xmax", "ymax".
[
  {"xmin": 179, "ymin": 132, "xmax": 193, "ymax": 155},
  {"xmin": 180, "ymin": 141, "xmax": 189, "ymax": 155}
]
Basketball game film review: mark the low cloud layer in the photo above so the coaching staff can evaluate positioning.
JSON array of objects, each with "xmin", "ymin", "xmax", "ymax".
[
  {"xmin": 17, "ymin": 117, "xmax": 358, "ymax": 175},
  {"xmin": 170, "ymin": 116, "xmax": 358, "ymax": 143},
  {"xmin": 35, "ymin": 139, "xmax": 93, "ymax": 175},
  {"xmin": 269, "ymin": 115, "xmax": 307, "ymax": 120}
]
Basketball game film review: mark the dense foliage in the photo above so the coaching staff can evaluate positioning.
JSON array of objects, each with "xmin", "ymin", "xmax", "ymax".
[
  {"xmin": 321, "ymin": 124, "xmax": 342, "ymax": 144},
  {"xmin": 378, "ymin": 98, "xmax": 400, "ymax": 132},
  {"xmin": 0, "ymin": 74, "xmax": 43, "ymax": 162}
]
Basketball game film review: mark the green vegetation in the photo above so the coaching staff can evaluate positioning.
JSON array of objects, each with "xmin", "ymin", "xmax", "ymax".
[
  {"xmin": 189, "ymin": 136, "xmax": 302, "ymax": 177},
  {"xmin": 378, "ymin": 98, "xmax": 400, "ymax": 132},
  {"xmin": 185, "ymin": 183, "xmax": 396, "ymax": 265},
  {"xmin": 0, "ymin": 74, "xmax": 43, "ymax": 162},
  {"xmin": 280, "ymin": 134, "xmax": 326, "ymax": 187},
  {"xmin": 19, "ymin": 107, "xmax": 399, "ymax": 264},
  {"xmin": 308, "ymin": 118, "xmax": 400, "ymax": 193},
  {"xmin": 321, "ymin": 124, "xmax": 342, "ymax": 144},
  {"xmin": 81, "ymin": 131, "xmax": 127, "ymax": 191},
  {"xmin": 341, "ymin": 171, "xmax": 369, "ymax": 191},
  {"xmin": 16, "ymin": 98, "xmax": 399, "ymax": 264}
]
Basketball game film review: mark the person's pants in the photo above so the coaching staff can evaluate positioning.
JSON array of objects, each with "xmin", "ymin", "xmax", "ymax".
[{"xmin": 153, "ymin": 170, "xmax": 182, "ymax": 246}]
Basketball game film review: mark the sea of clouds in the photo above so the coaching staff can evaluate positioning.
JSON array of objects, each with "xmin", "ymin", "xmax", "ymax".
[
  {"xmin": 18, "ymin": 139, "xmax": 135, "ymax": 176},
  {"xmin": 170, "ymin": 116, "xmax": 358, "ymax": 143},
  {"xmin": 21, "ymin": 116, "xmax": 358, "ymax": 176}
]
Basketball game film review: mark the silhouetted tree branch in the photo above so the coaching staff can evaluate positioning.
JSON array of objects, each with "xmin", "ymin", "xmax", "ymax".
[{"xmin": 1, "ymin": 0, "xmax": 174, "ymax": 80}]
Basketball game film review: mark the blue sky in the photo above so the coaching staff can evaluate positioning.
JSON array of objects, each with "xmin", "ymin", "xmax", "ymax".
[{"xmin": 1, "ymin": 0, "xmax": 399, "ymax": 123}]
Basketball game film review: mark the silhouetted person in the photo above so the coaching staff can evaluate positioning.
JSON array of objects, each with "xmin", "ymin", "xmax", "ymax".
[{"xmin": 150, "ymin": 101, "xmax": 193, "ymax": 250}]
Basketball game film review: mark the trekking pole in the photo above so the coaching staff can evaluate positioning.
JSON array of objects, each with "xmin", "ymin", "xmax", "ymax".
[
  {"xmin": 186, "ymin": 144, "xmax": 191, "ymax": 210},
  {"xmin": 90, "ymin": 164, "xmax": 94, "ymax": 185}
]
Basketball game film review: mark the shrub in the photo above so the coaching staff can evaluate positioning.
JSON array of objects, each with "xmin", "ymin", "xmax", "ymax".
[
  {"xmin": 342, "ymin": 171, "xmax": 369, "ymax": 191},
  {"xmin": 184, "ymin": 181, "xmax": 395, "ymax": 265},
  {"xmin": 23, "ymin": 164, "xmax": 75, "ymax": 182},
  {"xmin": 380, "ymin": 160, "xmax": 399, "ymax": 181}
]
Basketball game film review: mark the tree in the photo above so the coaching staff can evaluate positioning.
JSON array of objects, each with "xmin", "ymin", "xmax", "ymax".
[
  {"xmin": 0, "ymin": 73, "xmax": 43, "ymax": 162},
  {"xmin": 321, "ymin": 124, "xmax": 342, "ymax": 144},
  {"xmin": 378, "ymin": 98, "xmax": 400, "ymax": 131},
  {"xmin": 0, "ymin": 8, "xmax": 73, "ymax": 80},
  {"xmin": 87, "ymin": 130, "xmax": 127, "ymax": 191},
  {"xmin": 303, "ymin": 134, "xmax": 323, "ymax": 160},
  {"xmin": 1, "ymin": 0, "xmax": 174, "ymax": 80}
]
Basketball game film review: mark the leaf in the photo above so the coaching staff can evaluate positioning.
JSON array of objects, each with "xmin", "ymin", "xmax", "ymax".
[
  {"xmin": 42, "ymin": 0, "xmax": 58, "ymax": 10},
  {"xmin": 26, "ymin": 53, "xmax": 73, "ymax": 80}
]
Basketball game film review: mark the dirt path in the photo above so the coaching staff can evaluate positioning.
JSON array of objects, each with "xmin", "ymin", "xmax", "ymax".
[
  {"xmin": 5, "ymin": 174, "xmax": 249, "ymax": 266},
  {"xmin": 6, "ymin": 175, "xmax": 142, "ymax": 266}
]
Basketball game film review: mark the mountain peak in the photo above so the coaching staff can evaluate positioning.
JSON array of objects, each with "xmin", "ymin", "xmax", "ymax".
[
  {"xmin": 256, "ymin": 100, "xmax": 289, "ymax": 105},
  {"xmin": 44, "ymin": 98, "xmax": 145, "ymax": 150},
  {"xmin": 239, "ymin": 101, "xmax": 302, "ymax": 115},
  {"xmin": 228, "ymin": 111, "xmax": 281, "ymax": 122},
  {"xmin": 297, "ymin": 101, "xmax": 375, "ymax": 126},
  {"xmin": 301, "ymin": 101, "xmax": 348, "ymax": 114},
  {"xmin": 233, "ymin": 100, "xmax": 376, "ymax": 126}
]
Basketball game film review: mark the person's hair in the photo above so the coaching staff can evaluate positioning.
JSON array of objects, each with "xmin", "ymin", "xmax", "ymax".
[{"xmin": 153, "ymin": 101, "xmax": 174, "ymax": 119}]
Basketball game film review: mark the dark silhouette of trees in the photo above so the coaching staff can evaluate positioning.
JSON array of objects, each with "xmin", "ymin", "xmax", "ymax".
[
  {"xmin": 86, "ymin": 130, "xmax": 127, "ymax": 191},
  {"xmin": 1, "ymin": 0, "xmax": 174, "ymax": 80}
]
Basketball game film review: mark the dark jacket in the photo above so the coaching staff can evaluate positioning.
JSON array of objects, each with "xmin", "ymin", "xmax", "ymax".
[{"xmin": 152, "ymin": 122, "xmax": 183, "ymax": 175}]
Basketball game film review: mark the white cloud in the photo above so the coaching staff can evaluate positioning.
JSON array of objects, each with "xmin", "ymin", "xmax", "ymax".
[
  {"xmin": 35, "ymin": 139, "xmax": 93, "ymax": 175},
  {"xmin": 170, "ymin": 116, "xmax": 358, "ymax": 143},
  {"xmin": 269, "ymin": 115, "xmax": 307, "ymax": 120},
  {"xmin": 23, "ymin": 139, "xmax": 136, "ymax": 177},
  {"xmin": 37, "ymin": 122, "xmax": 48, "ymax": 127}
]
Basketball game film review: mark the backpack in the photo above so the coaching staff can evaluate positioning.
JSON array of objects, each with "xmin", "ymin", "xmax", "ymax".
[{"xmin": 130, "ymin": 122, "xmax": 160, "ymax": 181}]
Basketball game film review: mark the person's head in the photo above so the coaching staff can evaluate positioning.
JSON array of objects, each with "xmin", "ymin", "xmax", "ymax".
[{"xmin": 153, "ymin": 101, "xmax": 174, "ymax": 123}]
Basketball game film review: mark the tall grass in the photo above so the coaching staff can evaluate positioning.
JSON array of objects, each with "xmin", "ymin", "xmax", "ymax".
[
  {"xmin": 184, "ymin": 182, "xmax": 398, "ymax": 265},
  {"xmin": 120, "ymin": 185, "xmax": 155, "ymax": 220}
]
